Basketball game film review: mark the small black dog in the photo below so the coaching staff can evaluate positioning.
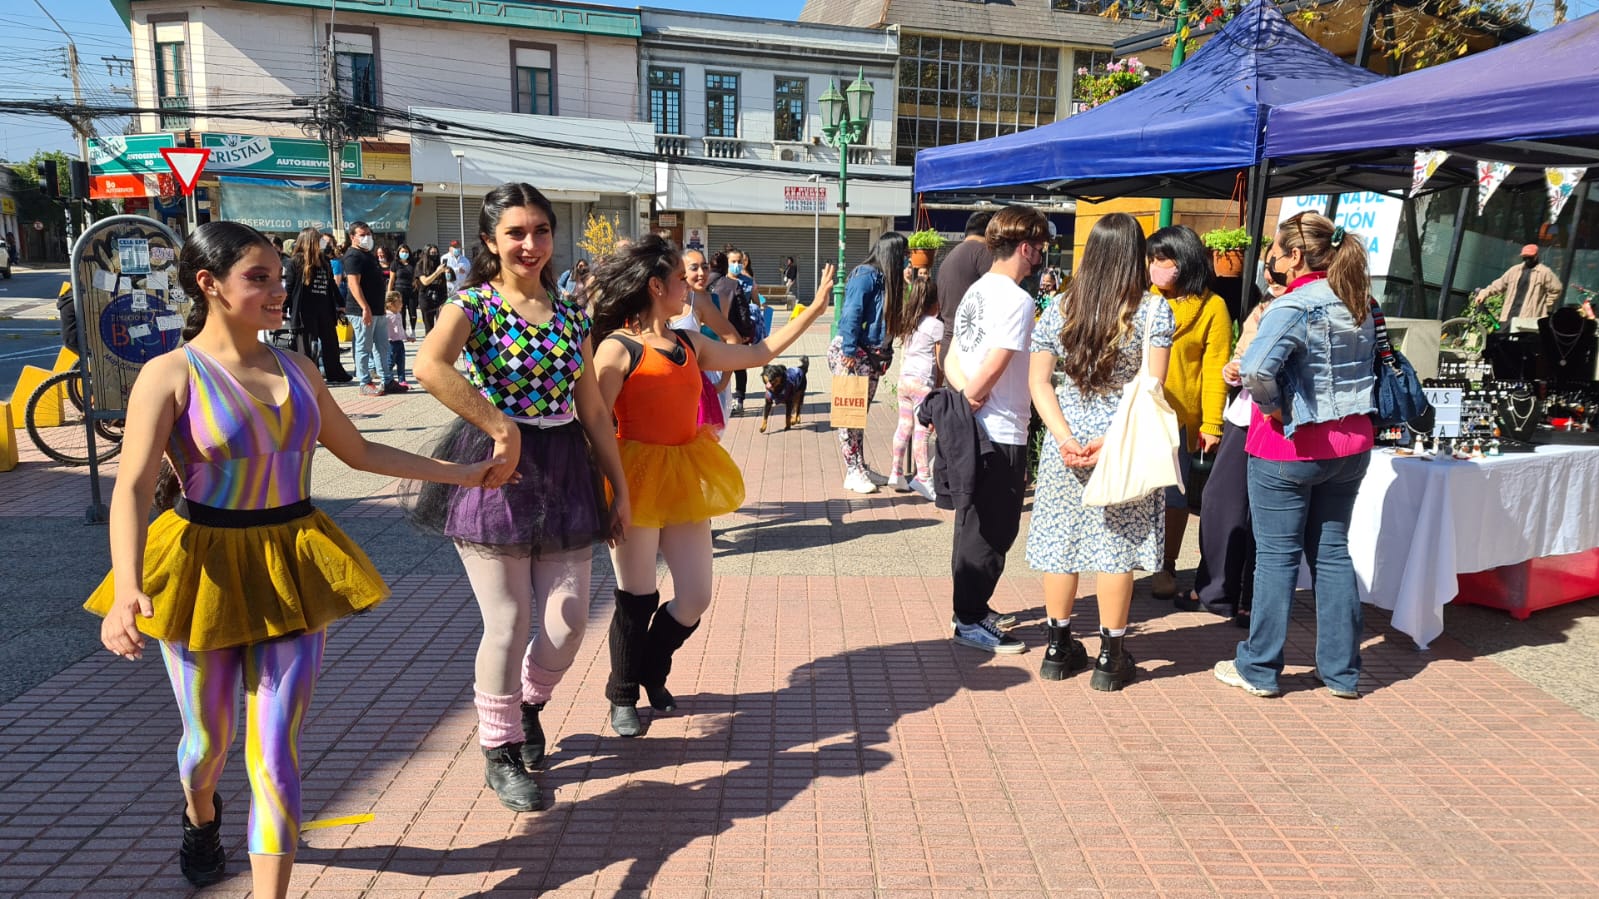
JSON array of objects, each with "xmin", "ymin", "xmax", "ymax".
[{"xmin": 760, "ymin": 357, "xmax": 809, "ymax": 433}]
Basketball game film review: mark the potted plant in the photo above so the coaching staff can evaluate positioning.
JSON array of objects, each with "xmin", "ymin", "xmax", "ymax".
[
  {"xmin": 907, "ymin": 229, "xmax": 946, "ymax": 269},
  {"xmin": 1201, "ymin": 226, "xmax": 1266, "ymax": 278}
]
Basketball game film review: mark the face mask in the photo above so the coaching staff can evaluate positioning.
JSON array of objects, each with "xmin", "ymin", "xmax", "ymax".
[
  {"xmin": 1265, "ymin": 255, "xmax": 1290, "ymax": 288},
  {"xmin": 1149, "ymin": 263, "xmax": 1180, "ymax": 292},
  {"xmin": 320, "ymin": 237, "xmax": 331, "ymax": 250},
  {"xmin": 1524, "ymin": 256, "xmax": 1538, "ymax": 267},
  {"xmin": 729, "ymin": 262, "xmax": 744, "ymax": 275},
  {"xmin": 449, "ymin": 247, "xmax": 461, "ymax": 257},
  {"xmin": 399, "ymin": 252, "xmax": 410, "ymax": 261},
  {"xmin": 356, "ymin": 235, "xmax": 374, "ymax": 252}
]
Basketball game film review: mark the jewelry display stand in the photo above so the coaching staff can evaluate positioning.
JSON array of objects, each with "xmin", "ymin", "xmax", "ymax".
[{"xmin": 1537, "ymin": 307, "xmax": 1597, "ymax": 383}]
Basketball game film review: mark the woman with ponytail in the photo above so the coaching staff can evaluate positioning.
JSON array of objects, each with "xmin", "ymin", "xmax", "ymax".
[
  {"xmin": 85, "ymin": 222, "xmax": 492, "ymax": 898},
  {"xmin": 410, "ymin": 183, "xmax": 630, "ymax": 814},
  {"xmin": 1214, "ymin": 211, "xmax": 1377, "ymax": 702}
]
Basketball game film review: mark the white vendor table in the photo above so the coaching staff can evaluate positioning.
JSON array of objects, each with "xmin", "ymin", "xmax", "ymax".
[{"xmin": 1350, "ymin": 444, "xmax": 1599, "ymax": 649}]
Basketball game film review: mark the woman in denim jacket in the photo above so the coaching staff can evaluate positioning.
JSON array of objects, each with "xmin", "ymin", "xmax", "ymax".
[
  {"xmin": 827, "ymin": 232, "xmax": 907, "ymax": 494},
  {"xmin": 1214, "ymin": 212, "xmax": 1376, "ymax": 701}
]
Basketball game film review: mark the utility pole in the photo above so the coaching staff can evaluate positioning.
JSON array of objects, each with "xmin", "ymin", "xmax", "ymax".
[
  {"xmin": 33, "ymin": 0, "xmax": 94, "ymax": 238},
  {"xmin": 327, "ymin": 0, "xmax": 346, "ymax": 234}
]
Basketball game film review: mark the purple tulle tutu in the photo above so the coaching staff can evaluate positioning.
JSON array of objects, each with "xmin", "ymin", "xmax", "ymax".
[{"xmin": 406, "ymin": 417, "xmax": 612, "ymax": 554}]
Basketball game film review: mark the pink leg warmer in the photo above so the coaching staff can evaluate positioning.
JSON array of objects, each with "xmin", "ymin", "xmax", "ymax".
[
  {"xmin": 521, "ymin": 655, "xmax": 569, "ymax": 706},
  {"xmin": 473, "ymin": 688, "xmax": 523, "ymax": 748}
]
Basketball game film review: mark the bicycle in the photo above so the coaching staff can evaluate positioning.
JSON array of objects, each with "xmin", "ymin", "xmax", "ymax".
[{"xmin": 23, "ymin": 281, "xmax": 125, "ymax": 466}]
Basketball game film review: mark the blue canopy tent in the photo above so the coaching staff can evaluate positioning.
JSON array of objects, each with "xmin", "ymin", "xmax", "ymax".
[
  {"xmin": 912, "ymin": 0, "xmax": 1382, "ymax": 200},
  {"xmin": 1264, "ymin": 10, "xmax": 1599, "ymax": 197}
]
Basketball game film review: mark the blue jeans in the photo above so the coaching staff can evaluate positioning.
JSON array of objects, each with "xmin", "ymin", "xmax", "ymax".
[
  {"xmin": 350, "ymin": 312, "xmax": 391, "ymax": 384},
  {"xmin": 1235, "ymin": 451, "xmax": 1370, "ymax": 694}
]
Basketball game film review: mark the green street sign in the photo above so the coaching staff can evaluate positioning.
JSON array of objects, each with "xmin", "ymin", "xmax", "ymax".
[
  {"xmin": 199, "ymin": 133, "xmax": 362, "ymax": 179},
  {"xmin": 89, "ymin": 134, "xmax": 177, "ymax": 176}
]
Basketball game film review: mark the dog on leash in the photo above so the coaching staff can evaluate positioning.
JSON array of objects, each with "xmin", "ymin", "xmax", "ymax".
[{"xmin": 760, "ymin": 357, "xmax": 809, "ymax": 433}]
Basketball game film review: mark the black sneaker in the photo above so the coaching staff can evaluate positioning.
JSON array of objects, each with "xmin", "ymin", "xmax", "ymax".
[
  {"xmin": 382, "ymin": 379, "xmax": 410, "ymax": 394},
  {"xmin": 179, "ymin": 794, "xmax": 226, "ymax": 887},
  {"xmin": 952, "ymin": 613, "xmax": 1027, "ymax": 654}
]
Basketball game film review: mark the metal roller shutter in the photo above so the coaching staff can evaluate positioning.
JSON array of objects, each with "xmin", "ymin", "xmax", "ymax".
[
  {"xmin": 434, "ymin": 196, "xmax": 465, "ymax": 251},
  {"xmin": 721, "ymin": 225, "xmax": 871, "ymax": 302}
]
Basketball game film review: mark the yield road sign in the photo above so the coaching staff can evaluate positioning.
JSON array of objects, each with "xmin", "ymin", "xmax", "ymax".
[{"xmin": 160, "ymin": 147, "xmax": 211, "ymax": 196}]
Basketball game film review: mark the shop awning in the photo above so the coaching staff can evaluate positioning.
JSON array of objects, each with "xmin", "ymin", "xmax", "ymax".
[
  {"xmin": 409, "ymin": 109, "xmax": 656, "ymax": 199},
  {"xmin": 216, "ymin": 176, "xmax": 414, "ymax": 233},
  {"xmin": 912, "ymin": 1, "xmax": 1382, "ymax": 199}
]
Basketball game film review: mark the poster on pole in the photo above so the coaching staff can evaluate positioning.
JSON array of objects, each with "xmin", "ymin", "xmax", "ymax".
[{"xmin": 71, "ymin": 215, "xmax": 188, "ymax": 416}]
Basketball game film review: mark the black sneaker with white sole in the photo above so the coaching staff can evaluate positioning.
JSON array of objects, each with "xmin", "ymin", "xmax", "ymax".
[{"xmin": 952, "ymin": 614, "xmax": 1027, "ymax": 654}]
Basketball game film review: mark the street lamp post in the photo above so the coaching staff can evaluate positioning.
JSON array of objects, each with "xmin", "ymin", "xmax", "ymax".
[
  {"xmin": 452, "ymin": 149, "xmax": 467, "ymax": 250},
  {"xmin": 819, "ymin": 69, "xmax": 875, "ymax": 334}
]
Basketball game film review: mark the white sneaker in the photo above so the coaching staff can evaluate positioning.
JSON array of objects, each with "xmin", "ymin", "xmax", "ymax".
[
  {"xmin": 907, "ymin": 476, "xmax": 936, "ymax": 502},
  {"xmin": 886, "ymin": 473, "xmax": 909, "ymax": 491},
  {"xmin": 864, "ymin": 468, "xmax": 889, "ymax": 486},
  {"xmin": 843, "ymin": 471, "xmax": 879, "ymax": 494}
]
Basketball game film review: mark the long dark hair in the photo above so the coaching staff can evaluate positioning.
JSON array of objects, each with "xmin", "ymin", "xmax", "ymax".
[
  {"xmin": 177, "ymin": 221, "xmax": 277, "ymax": 341},
  {"xmin": 895, "ymin": 274, "xmax": 939, "ymax": 343},
  {"xmin": 1057, "ymin": 213, "xmax": 1150, "ymax": 393},
  {"xmin": 590, "ymin": 234, "xmax": 682, "ymax": 345},
  {"xmin": 1277, "ymin": 212, "xmax": 1369, "ymax": 323},
  {"xmin": 863, "ymin": 231, "xmax": 909, "ymax": 342},
  {"xmin": 1146, "ymin": 225, "xmax": 1213, "ymax": 298},
  {"xmin": 466, "ymin": 182, "xmax": 560, "ymax": 296},
  {"xmin": 292, "ymin": 226, "xmax": 324, "ymax": 286}
]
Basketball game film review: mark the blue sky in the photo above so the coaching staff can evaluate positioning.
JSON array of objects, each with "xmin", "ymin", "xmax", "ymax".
[{"xmin": 0, "ymin": 0, "xmax": 809, "ymax": 164}]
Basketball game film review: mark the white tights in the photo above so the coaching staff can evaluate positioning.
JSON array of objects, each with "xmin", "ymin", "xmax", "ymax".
[
  {"xmin": 609, "ymin": 520, "xmax": 714, "ymax": 626},
  {"xmin": 458, "ymin": 545, "xmax": 592, "ymax": 701}
]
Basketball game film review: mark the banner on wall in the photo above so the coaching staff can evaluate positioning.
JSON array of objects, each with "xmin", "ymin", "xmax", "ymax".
[
  {"xmin": 216, "ymin": 176, "xmax": 413, "ymax": 232},
  {"xmin": 1280, "ymin": 192, "xmax": 1405, "ymax": 277}
]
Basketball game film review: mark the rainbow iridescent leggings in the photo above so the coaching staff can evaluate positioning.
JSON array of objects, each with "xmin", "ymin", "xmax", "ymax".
[{"xmin": 159, "ymin": 630, "xmax": 326, "ymax": 856}]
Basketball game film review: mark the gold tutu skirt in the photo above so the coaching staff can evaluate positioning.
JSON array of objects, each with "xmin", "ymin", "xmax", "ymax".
[
  {"xmin": 620, "ymin": 427, "xmax": 745, "ymax": 528},
  {"xmin": 84, "ymin": 507, "xmax": 389, "ymax": 651}
]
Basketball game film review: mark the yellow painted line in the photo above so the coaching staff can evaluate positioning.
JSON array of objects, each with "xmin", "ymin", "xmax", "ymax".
[{"xmin": 300, "ymin": 813, "xmax": 375, "ymax": 832}]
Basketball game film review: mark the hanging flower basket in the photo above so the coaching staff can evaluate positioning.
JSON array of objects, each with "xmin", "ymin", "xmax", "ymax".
[
  {"xmin": 909, "ymin": 247, "xmax": 938, "ymax": 269},
  {"xmin": 1212, "ymin": 250, "xmax": 1244, "ymax": 278},
  {"xmin": 907, "ymin": 229, "xmax": 945, "ymax": 271}
]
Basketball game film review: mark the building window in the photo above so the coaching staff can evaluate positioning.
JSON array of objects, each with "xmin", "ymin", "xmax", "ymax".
[
  {"xmin": 1071, "ymin": 49, "xmax": 1113, "ymax": 112},
  {"xmin": 648, "ymin": 67, "xmax": 682, "ymax": 134},
  {"xmin": 706, "ymin": 72, "xmax": 739, "ymax": 138},
  {"xmin": 512, "ymin": 45, "xmax": 554, "ymax": 115},
  {"xmin": 894, "ymin": 35, "xmax": 1059, "ymax": 166},
  {"xmin": 153, "ymin": 22, "xmax": 189, "ymax": 129},
  {"xmin": 774, "ymin": 77, "xmax": 806, "ymax": 142},
  {"xmin": 333, "ymin": 28, "xmax": 379, "ymax": 133}
]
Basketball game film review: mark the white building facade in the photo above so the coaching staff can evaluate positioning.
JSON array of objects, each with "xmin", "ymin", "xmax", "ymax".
[{"xmin": 639, "ymin": 9, "xmax": 912, "ymax": 298}]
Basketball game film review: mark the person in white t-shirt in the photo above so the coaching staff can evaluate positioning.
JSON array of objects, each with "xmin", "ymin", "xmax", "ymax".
[
  {"xmin": 445, "ymin": 240, "xmax": 472, "ymax": 288},
  {"xmin": 944, "ymin": 204, "xmax": 1053, "ymax": 654}
]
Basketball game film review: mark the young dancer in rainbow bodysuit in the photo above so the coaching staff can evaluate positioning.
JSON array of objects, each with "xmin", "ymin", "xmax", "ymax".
[{"xmin": 86, "ymin": 222, "xmax": 491, "ymax": 898}]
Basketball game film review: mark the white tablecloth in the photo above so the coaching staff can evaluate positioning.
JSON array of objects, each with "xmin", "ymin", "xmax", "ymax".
[{"xmin": 1349, "ymin": 444, "xmax": 1599, "ymax": 649}]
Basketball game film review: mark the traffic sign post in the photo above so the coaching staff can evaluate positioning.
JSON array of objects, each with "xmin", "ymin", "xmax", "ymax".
[{"xmin": 160, "ymin": 147, "xmax": 210, "ymax": 235}]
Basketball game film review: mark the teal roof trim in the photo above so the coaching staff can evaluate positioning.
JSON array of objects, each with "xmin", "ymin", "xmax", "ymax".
[{"xmin": 126, "ymin": 0, "xmax": 640, "ymax": 38}]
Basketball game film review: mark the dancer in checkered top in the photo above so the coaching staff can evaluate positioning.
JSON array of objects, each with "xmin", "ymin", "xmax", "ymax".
[{"xmin": 411, "ymin": 183, "xmax": 630, "ymax": 813}]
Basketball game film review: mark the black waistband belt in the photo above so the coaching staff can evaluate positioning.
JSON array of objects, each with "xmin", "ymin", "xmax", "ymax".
[{"xmin": 174, "ymin": 497, "xmax": 315, "ymax": 528}]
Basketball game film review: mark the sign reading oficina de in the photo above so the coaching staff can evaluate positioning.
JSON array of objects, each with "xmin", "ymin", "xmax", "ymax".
[{"xmin": 199, "ymin": 133, "xmax": 362, "ymax": 179}]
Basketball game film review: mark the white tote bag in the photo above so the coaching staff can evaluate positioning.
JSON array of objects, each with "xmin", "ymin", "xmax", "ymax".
[{"xmin": 1081, "ymin": 299, "xmax": 1183, "ymax": 507}]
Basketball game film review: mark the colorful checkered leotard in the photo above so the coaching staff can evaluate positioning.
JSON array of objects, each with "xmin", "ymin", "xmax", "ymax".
[{"xmin": 449, "ymin": 285, "xmax": 590, "ymax": 416}]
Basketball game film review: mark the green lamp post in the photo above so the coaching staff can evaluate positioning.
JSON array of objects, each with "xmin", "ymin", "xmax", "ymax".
[{"xmin": 820, "ymin": 69, "xmax": 875, "ymax": 334}]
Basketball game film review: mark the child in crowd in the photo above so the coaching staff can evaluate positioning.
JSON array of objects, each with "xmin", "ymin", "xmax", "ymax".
[
  {"xmin": 85, "ymin": 221, "xmax": 492, "ymax": 898},
  {"xmin": 887, "ymin": 274, "xmax": 940, "ymax": 502},
  {"xmin": 385, "ymin": 291, "xmax": 408, "ymax": 387}
]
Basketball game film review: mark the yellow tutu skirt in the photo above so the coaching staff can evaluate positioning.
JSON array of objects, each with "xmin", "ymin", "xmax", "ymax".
[
  {"xmin": 84, "ymin": 507, "xmax": 389, "ymax": 651},
  {"xmin": 621, "ymin": 427, "xmax": 745, "ymax": 528}
]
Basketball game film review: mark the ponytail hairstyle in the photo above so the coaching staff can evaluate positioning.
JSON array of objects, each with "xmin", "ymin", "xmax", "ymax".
[
  {"xmin": 465, "ymin": 182, "xmax": 560, "ymax": 296},
  {"xmin": 1276, "ymin": 211, "xmax": 1370, "ymax": 324},
  {"xmin": 292, "ymin": 226, "xmax": 325, "ymax": 286},
  {"xmin": 863, "ymin": 231, "xmax": 910, "ymax": 342},
  {"xmin": 589, "ymin": 233, "xmax": 683, "ymax": 345},
  {"xmin": 895, "ymin": 273, "xmax": 939, "ymax": 343},
  {"xmin": 1056, "ymin": 212, "xmax": 1151, "ymax": 394},
  {"xmin": 176, "ymin": 220, "xmax": 276, "ymax": 342}
]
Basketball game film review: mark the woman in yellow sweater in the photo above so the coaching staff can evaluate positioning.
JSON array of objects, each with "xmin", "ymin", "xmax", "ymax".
[{"xmin": 1147, "ymin": 225, "xmax": 1232, "ymax": 605}]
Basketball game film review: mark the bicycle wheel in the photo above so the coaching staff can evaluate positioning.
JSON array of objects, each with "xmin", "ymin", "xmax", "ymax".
[{"xmin": 24, "ymin": 370, "xmax": 123, "ymax": 466}]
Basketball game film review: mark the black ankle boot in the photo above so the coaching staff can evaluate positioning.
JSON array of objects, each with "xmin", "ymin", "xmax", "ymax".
[
  {"xmin": 1039, "ymin": 623, "xmax": 1088, "ymax": 681},
  {"xmin": 605, "ymin": 590, "xmax": 659, "ymax": 710},
  {"xmin": 642, "ymin": 605, "xmax": 700, "ymax": 712},
  {"xmin": 179, "ymin": 793, "xmax": 226, "ymax": 887},
  {"xmin": 610, "ymin": 702, "xmax": 643, "ymax": 737},
  {"xmin": 520, "ymin": 702, "xmax": 546, "ymax": 769},
  {"xmin": 483, "ymin": 743, "xmax": 541, "ymax": 812},
  {"xmin": 1090, "ymin": 631, "xmax": 1137, "ymax": 692}
]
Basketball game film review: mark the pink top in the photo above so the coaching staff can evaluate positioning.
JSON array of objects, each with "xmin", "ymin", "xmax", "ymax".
[{"xmin": 1246, "ymin": 406, "xmax": 1373, "ymax": 461}]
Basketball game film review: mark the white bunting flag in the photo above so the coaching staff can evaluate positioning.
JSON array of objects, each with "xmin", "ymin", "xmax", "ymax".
[
  {"xmin": 1410, "ymin": 150, "xmax": 1449, "ymax": 197},
  {"xmin": 1546, "ymin": 167, "xmax": 1588, "ymax": 222},
  {"xmin": 1477, "ymin": 161, "xmax": 1514, "ymax": 215}
]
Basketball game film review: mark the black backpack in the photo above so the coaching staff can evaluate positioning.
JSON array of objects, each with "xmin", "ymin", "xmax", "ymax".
[{"xmin": 714, "ymin": 274, "xmax": 757, "ymax": 341}]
